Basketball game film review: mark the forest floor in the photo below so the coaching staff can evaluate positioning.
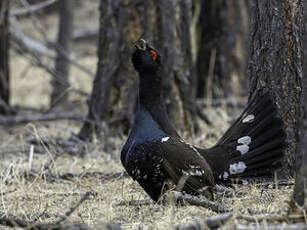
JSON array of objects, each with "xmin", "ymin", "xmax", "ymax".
[{"xmin": 0, "ymin": 1, "xmax": 294, "ymax": 229}]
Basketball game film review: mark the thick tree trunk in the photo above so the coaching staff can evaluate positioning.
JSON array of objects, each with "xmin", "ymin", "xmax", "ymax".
[
  {"xmin": 0, "ymin": 0, "xmax": 10, "ymax": 115},
  {"xmin": 289, "ymin": 0, "xmax": 307, "ymax": 214},
  {"xmin": 78, "ymin": 0, "xmax": 140, "ymax": 141},
  {"xmin": 78, "ymin": 0, "xmax": 198, "ymax": 142},
  {"xmin": 196, "ymin": 0, "xmax": 249, "ymax": 99},
  {"xmin": 50, "ymin": 0, "xmax": 74, "ymax": 106},
  {"xmin": 248, "ymin": 0, "xmax": 304, "ymax": 176}
]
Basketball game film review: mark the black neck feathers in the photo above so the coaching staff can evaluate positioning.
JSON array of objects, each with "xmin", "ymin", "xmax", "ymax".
[
  {"xmin": 138, "ymin": 70, "xmax": 163, "ymax": 108},
  {"xmin": 137, "ymin": 70, "xmax": 179, "ymax": 138}
]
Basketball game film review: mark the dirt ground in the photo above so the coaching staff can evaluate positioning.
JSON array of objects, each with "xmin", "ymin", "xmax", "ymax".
[{"xmin": 0, "ymin": 1, "xmax": 295, "ymax": 229}]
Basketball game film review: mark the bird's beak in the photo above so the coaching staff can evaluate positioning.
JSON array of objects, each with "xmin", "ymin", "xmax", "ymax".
[{"xmin": 134, "ymin": 38, "xmax": 147, "ymax": 51}]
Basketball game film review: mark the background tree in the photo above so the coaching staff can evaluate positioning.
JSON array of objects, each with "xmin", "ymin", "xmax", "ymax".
[
  {"xmin": 248, "ymin": 0, "xmax": 304, "ymax": 176},
  {"xmin": 196, "ymin": 0, "xmax": 249, "ymax": 99},
  {"xmin": 50, "ymin": 0, "xmax": 74, "ymax": 107},
  {"xmin": 0, "ymin": 0, "xmax": 10, "ymax": 115},
  {"xmin": 78, "ymin": 0, "xmax": 198, "ymax": 142}
]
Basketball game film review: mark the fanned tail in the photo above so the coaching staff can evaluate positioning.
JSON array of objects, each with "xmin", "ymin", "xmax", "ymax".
[{"xmin": 200, "ymin": 91, "xmax": 286, "ymax": 181}]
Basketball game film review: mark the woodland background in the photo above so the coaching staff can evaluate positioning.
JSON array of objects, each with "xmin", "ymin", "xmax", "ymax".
[{"xmin": 0, "ymin": 0, "xmax": 306, "ymax": 229}]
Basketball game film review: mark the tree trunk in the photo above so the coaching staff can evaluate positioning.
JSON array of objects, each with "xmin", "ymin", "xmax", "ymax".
[
  {"xmin": 0, "ymin": 0, "xmax": 10, "ymax": 115},
  {"xmin": 196, "ymin": 0, "xmax": 249, "ymax": 99},
  {"xmin": 248, "ymin": 0, "xmax": 304, "ymax": 176},
  {"xmin": 289, "ymin": 0, "xmax": 307, "ymax": 214},
  {"xmin": 78, "ymin": 0, "xmax": 198, "ymax": 143},
  {"xmin": 157, "ymin": 0, "xmax": 198, "ymax": 133},
  {"xmin": 50, "ymin": 0, "xmax": 74, "ymax": 106}
]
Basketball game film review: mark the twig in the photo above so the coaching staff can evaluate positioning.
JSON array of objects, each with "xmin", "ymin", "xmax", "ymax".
[
  {"xmin": 173, "ymin": 191, "xmax": 228, "ymax": 213},
  {"xmin": 55, "ymin": 191, "xmax": 96, "ymax": 224},
  {"xmin": 0, "ymin": 112, "xmax": 84, "ymax": 126},
  {"xmin": 10, "ymin": 0, "xmax": 58, "ymax": 17}
]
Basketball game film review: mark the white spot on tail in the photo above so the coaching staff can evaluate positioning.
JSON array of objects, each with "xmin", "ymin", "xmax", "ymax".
[
  {"xmin": 237, "ymin": 136, "xmax": 251, "ymax": 155},
  {"xmin": 161, "ymin": 137, "xmax": 170, "ymax": 143},
  {"xmin": 229, "ymin": 162, "xmax": 246, "ymax": 175},
  {"xmin": 236, "ymin": 144, "xmax": 249, "ymax": 155},
  {"xmin": 238, "ymin": 136, "xmax": 251, "ymax": 145},
  {"xmin": 243, "ymin": 114, "xmax": 255, "ymax": 123}
]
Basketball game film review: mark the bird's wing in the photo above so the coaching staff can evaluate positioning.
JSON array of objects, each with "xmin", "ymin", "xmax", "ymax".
[{"xmin": 159, "ymin": 137, "xmax": 215, "ymax": 197}]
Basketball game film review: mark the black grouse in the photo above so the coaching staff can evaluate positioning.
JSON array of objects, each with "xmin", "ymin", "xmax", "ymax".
[{"xmin": 121, "ymin": 39, "xmax": 285, "ymax": 202}]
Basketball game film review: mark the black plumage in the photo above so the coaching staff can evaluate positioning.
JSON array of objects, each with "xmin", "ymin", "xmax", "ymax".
[{"xmin": 121, "ymin": 39, "xmax": 285, "ymax": 202}]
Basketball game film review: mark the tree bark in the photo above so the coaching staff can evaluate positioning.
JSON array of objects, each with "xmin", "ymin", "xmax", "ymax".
[
  {"xmin": 157, "ymin": 0, "xmax": 198, "ymax": 133},
  {"xmin": 78, "ymin": 0, "xmax": 139, "ymax": 141},
  {"xmin": 289, "ymin": 0, "xmax": 307, "ymax": 214},
  {"xmin": 196, "ymin": 0, "xmax": 249, "ymax": 99},
  {"xmin": 78, "ymin": 0, "xmax": 198, "ymax": 142},
  {"xmin": 248, "ymin": 0, "xmax": 304, "ymax": 176},
  {"xmin": 0, "ymin": 0, "xmax": 10, "ymax": 115},
  {"xmin": 50, "ymin": 0, "xmax": 74, "ymax": 106}
]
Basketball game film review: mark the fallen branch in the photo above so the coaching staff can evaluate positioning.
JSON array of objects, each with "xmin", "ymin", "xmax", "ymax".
[
  {"xmin": 255, "ymin": 180, "xmax": 295, "ymax": 189},
  {"xmin": 173, "ymin": 191, "xmax": 228, "ymax": 213},
  {"xmin": 235, "ymin": 223, "xmax": 307, "ymax": 230},
  {"xmin": 237, "ymin": 214, "xmax": 306, "ymax": 223},
  {"xmin": 10, "ymin": 0, "xmax": 58, "ymax": 17},
  {"xmin": 0, "ymin": 217, "xmax": 91, "ymax": 230},
  {"xmin": 115, "ymin": 200, "xmax": 152, "ymax": 206},
  {"xmin": 0, "ymin": 112, "xmax": 84, "ymax": 126},
  {"xmin": 5, "ymin": 171, "xmax": 128, "ymax": 184},
  {"xmin": 175, "ymin": 212, "xmax": 233, "ymax": 230}
]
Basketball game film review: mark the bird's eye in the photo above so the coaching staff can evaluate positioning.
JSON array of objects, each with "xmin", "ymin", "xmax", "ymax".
[{"xmin": 150, "ymin": 50, "xmax": 157, "ymax": 61}]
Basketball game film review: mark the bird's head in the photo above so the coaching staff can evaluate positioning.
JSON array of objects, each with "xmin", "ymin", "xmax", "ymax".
[{"xmin": 132, "ymin": 39, "xmax": 161, "ymax": 73}]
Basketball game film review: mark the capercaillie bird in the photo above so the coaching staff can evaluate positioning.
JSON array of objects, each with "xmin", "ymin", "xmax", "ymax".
[{"xmin": 121, "ymin": 39, "xmax": 286, "ymax": 202}]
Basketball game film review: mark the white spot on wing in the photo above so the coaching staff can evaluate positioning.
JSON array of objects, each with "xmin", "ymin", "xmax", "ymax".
[
  {"xmin": 229, "ymin": 161, "xmax": 246, "ymax": 175},
  {"xmin": 238, "ymin": 136, "xmax": 251, "ymax": 145},
  {"xmin": 161, "ymin": 137, "xmax": 170, "ymax": 143},
  {"xmin": 236, "ymin": 144, "xmax": 249, "ymax": 155},
  {"xmin": 223, "ymin": 171, "xmax": 229, "ymax": 179},
  {"xmin": 242, "ymin": 114, "xmax": 255, "ymax": 123}
]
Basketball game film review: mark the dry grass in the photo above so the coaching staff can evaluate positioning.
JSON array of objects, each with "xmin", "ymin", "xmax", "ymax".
[
  {"xmin": 1, "ymin": 2, "xmax": 295, "ymax": 229},
  {"xmin": 0, "ymin": 115, "xmax": 293, "ymax": 229}
]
